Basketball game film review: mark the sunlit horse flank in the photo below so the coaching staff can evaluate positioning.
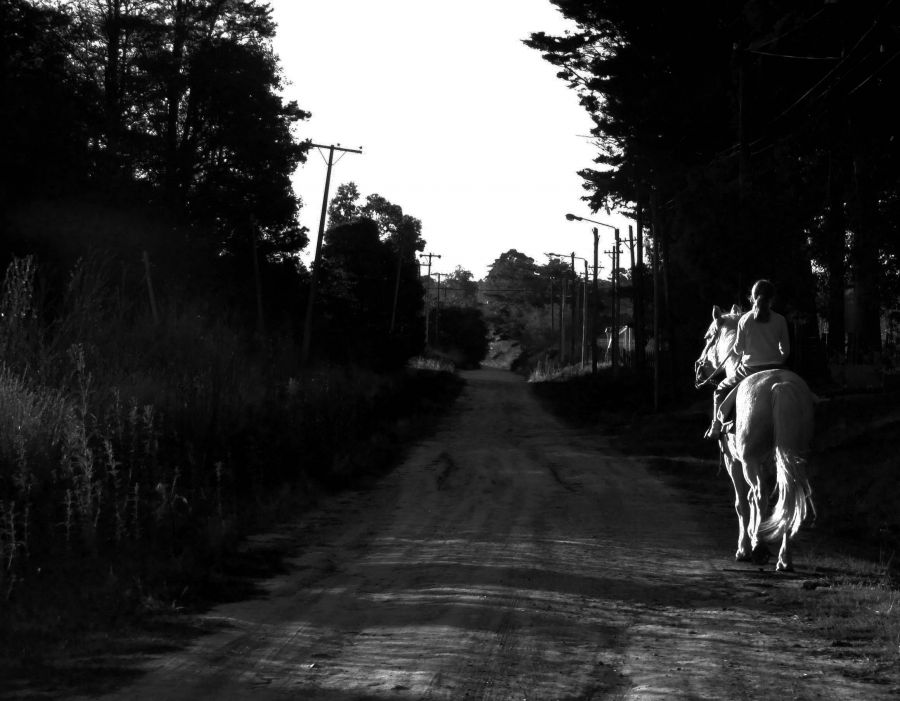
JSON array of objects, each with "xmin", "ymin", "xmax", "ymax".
[{"xmin": 696, "ymin": 305, "xmax": 816, "ymax": 572}]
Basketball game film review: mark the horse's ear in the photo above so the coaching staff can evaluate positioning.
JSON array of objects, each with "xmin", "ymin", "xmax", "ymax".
[
  {"xmin": 712, "ymin": 305, "xmax": 723, "ymax": 320},
  {"xmin": 730, "ymin": 304, "xmax": 741, "ymax": 315}
]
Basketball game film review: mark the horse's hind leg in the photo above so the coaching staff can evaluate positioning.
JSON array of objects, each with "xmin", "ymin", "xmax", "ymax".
[
  {"xmin": 724, "ymin": 456, "xmax": 752, "ymax": 561},
  {"xmin": 743, "ymin": 459, "xmax": 771, "ymax": 564},
  {"xmin": 776, "ymin": 533, "xmax": 793, "ymax": 572}
]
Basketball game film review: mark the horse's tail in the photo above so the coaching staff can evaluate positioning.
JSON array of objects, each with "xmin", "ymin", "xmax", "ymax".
[{"xmin": 759, "ymin": 379, "xmax": 814, "ymax": 542}]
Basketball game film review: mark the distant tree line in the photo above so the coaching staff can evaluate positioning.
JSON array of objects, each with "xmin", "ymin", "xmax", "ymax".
[{"xmin": 528, "ymin": 0, "xmax": 900, "ymax": 389}]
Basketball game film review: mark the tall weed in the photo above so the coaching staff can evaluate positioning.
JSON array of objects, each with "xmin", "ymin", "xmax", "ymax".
[{"xmin": 0, "ymin": 252, "xmax": 458, "ymax": 627}]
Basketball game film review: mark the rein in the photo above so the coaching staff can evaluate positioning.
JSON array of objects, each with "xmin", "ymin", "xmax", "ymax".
[{"xmin": 694, "ymin": 345, "xmax": 736, "ymax": 389}]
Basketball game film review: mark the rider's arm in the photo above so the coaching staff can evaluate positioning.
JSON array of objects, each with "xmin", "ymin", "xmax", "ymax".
[
  {"xmin": 732, "ymin": 316, "xmax": 748, "ymax": 357},
  {"xmin": 778, "ymin": 315, "xmax": 791, "ymax": 358}
]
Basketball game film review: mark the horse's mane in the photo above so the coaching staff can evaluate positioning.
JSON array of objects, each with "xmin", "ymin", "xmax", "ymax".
[{"xmin": 703, "ymin": 305, "xmax": 743, "ymax": 373}]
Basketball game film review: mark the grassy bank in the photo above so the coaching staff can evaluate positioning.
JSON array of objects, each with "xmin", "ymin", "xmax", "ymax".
[{"xmin": 0, "ymin": 255, "xmax": 463, "ymax": 667}]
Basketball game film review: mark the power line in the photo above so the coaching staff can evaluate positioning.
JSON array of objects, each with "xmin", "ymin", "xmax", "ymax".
[{"xmin": 748, "ymin": 49, "xmax": 840, "ymax": 60}]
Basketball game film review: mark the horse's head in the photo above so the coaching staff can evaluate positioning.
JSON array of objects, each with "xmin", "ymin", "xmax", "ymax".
[{"xmin": 694, "ymin": 304, "xmax": 741, "ymax": 388}]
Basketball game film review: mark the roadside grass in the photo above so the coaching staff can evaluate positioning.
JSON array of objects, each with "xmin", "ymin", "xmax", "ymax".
[
  {"xmin": 529, "ymin": 368, "xmax": 900, "ymax": 679},
  {"xmin": 528, "ymin": 359, "xmax": 595, "ymax": 382},
  {"xmin": 779, "ymin": 546, "xmax": 900, "ymax": 680},
  {"xmin": 409, "ymin": 356, "xmax": 456, "ymax": 373},
  {"xmin": 0, "ymin": 254, "xmax": 464, "ymax": 679}
]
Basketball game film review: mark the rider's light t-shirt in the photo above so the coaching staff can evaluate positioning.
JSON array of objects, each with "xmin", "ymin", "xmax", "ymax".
[{"xmin": 732, "ymin": 310, "xmax": 790, "ymax": 367}]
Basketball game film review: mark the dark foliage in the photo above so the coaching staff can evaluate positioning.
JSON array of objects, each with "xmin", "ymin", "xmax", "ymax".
[
  {"xmin": 528, "ymin": 0, "xmax": 900, "ymax": 393},
  {"xmin": 431, "ymin": 306, "xmax": 490, "ymax": 369},
  {"xmin": 1, "ymin": 0, "xmax": 311, "ymax": 333},
  {"xmin": 317, "ymin": 219, "xmax": 425, "ymax": 369}
]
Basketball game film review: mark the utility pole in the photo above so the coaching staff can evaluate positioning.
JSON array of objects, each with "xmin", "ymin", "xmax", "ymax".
[
  {"xmin": 604, "ymin": 228, "xmax": 621, "ymax": 372},
  {"xmin": 650, "ymin": 189, "xmax": 661, "ymax": 411},
  {"xmin": 550, "ymin": 278, "xmax": 555, "ymax": 338},
  {"xmin": 419, "ymin": 252, "xmax": 441, "ymax": 345},
  {"xmin": 570, "ymin": 252, "xmax": 577, "ymax": 362},
  {"xmin": 582, "ymin": 260, "xmax": 588, "ymax": 367},
  {"xmin": 592, "ymin": 228, "xmax": 599, "ymax": 373},
  {"xmin": 614, "ymin": 228, "xmax": 621, "ymax": 371},
  {"xmin": 301, "ymin": 142, "xmax": 363, "ymax": 366},
  {"xmin": 434, "ymin": 272, "xmax": 445, "ymax": 343},
  {"xmin": 560, "ymin": 275, "xmax": 567, "ymax": 363}
]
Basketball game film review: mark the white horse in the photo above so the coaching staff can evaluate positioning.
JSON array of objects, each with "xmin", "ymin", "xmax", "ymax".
[{"xmin": 695, "ymin": 305, "xmax": 816, "ymax": 571}]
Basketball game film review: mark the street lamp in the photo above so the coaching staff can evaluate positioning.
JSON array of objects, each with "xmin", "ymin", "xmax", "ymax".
[{"xmin": 565, "ymin": 213, "xmax": 619, "ymax": 373}]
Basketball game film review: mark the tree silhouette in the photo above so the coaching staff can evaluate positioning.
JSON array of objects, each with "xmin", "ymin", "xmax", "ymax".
[{"xmin": 529, "ymin": 0, "xmax": 900, "ymax": 373}]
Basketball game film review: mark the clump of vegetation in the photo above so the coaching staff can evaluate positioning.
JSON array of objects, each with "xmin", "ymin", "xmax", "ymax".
[
  {"xmin": 0, "ymin": 255, "xmax": 461, "ymax": 660},
  {"xmin": 528, "ymin": 359, "xmax": 594, "ymax": 383},
  {"xmin": 786, "ymin": 549, "xmax": 900, "ymax": 677}
]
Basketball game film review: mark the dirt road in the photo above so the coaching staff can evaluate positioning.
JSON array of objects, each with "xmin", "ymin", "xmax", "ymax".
[{"xmin": 78, "ymin": 369, "xmax": 891, "ymax": 700}]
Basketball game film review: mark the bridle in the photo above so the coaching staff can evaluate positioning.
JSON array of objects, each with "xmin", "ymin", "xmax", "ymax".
[
  {"xmin": 694, "ymin": 323, "xmax": 736, "ymax": 389},
  {"xmin": 694, "ymin": 350, "xmax": 735, "ymax": 389}
]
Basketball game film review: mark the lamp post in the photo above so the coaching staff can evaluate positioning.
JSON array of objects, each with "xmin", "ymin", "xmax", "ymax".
[{"xmin": 565, "ymin": 214, "xmax": 617, "ymax": 374}]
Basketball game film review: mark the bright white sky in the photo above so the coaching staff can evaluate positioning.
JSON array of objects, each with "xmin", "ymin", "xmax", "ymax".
[{"xmin": 269, "ymin": 0, "xmax": 632, "ymax": 280}]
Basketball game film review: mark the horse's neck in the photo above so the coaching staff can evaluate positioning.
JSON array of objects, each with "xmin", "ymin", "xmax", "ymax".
[{"xmin": 718, "ymin": 328, "xmax": 739, "ymax": 377}]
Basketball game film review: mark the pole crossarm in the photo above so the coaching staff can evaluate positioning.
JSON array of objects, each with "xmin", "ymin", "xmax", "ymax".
[{"xmin": 309, "ymin": 143, "xmax": 363, "ymax": 154}]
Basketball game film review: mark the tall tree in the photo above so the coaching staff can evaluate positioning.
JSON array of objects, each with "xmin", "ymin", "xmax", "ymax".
[
  {"xmin": 326, "ymin": 182, "xmax": 362, "ymax": 229},
  {"xmin": 44, "ymin": 0, "xmax": 311, "ymax": 265},
  {"xmin": 529, "ymin": 0, "xmax": 900, "ymax": 376}
]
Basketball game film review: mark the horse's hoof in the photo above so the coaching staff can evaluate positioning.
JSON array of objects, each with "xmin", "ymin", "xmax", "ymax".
[
  {"xmin": 751, "ymin": 545, "xmax": 771, "ymax": 565},
  {"xmin": 775, "ymin": 561, "xmax": 794, "ymax": 573},
  {"xmin": 735, "ymin": 551, "xmax": 753, "ymax": 562}
]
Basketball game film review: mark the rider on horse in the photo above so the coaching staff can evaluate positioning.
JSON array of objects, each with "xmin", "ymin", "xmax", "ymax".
[{"xmin": 705, "ymin": 279, "xmax": 791, "ymax": 440}]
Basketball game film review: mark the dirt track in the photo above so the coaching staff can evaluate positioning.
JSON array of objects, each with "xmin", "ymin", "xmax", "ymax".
[{"xmin": 76, "ymin": 369, "xmax": 892, "ymax": 700}]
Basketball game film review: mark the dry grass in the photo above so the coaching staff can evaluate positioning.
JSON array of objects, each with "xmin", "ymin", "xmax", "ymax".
[
  {"xmin": 409, "ymin": 356, "xmax": 456, "ymax": 373},
  {"xmin": 0, "ymin": 254, "xmax": 462, "ymax": 657},
  {"xmin": 528, "ymin": 359, "xmax": 596, "ymax": 382}
]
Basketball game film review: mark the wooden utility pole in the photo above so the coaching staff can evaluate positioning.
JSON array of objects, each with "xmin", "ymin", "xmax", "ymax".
[
  {"xmin": 614, "ymin": 228, "xmax": 621, "ymax": 371},
  {"xmin": 650, "ymin": 189, "xmax": 661, "ymax": 411},
  {"xmin": 592, "ymin": 227, "xmax": 599, "ymax": 373},
  {"xmin": 301, "ymin": 143, "xmax": 362, "ymax": 365},
  {"xmin": 550, "ymin": 278, "xmax": 555, "ymax": 338},
  {"xmin": 633, "ymin": 194, "xmax": 646, "ymax": 372},
  {"xmin": 434, "ymin": 272, "xmax": 445, "ymax": 342},
  {"xmin": 560, "ymin": 275, "xmax": 567, "ymax": 363},
  {"xmin": 582, "ymin": 261, "xmax": 588, "ymax": 367},
  {"xmin": 604, "ymin": 228, "xmax": 621, "ymax": 372},
  {"xmin": 570, "ymin": 252, "xmax": 577, "ymax": 362},
  {"xmin": 419, "ymin": 252, "xmax": 441, "ymax": 345}
]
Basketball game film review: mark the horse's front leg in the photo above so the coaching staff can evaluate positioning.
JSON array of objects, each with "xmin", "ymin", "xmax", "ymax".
[{"xmin": 723, "ymin": 452, "xmax": 752, "ymax": 561}]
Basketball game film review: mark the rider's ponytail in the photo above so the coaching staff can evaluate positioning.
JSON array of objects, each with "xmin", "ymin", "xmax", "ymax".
[{"xmin": 751, "ymin": 279, "xmax": 775, "ymax": 323}]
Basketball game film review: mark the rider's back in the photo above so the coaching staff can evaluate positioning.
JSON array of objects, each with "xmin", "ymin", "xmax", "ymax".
[{"xmin": 734, "ymin": 310, "xmax": 790, "ymax": 367}]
